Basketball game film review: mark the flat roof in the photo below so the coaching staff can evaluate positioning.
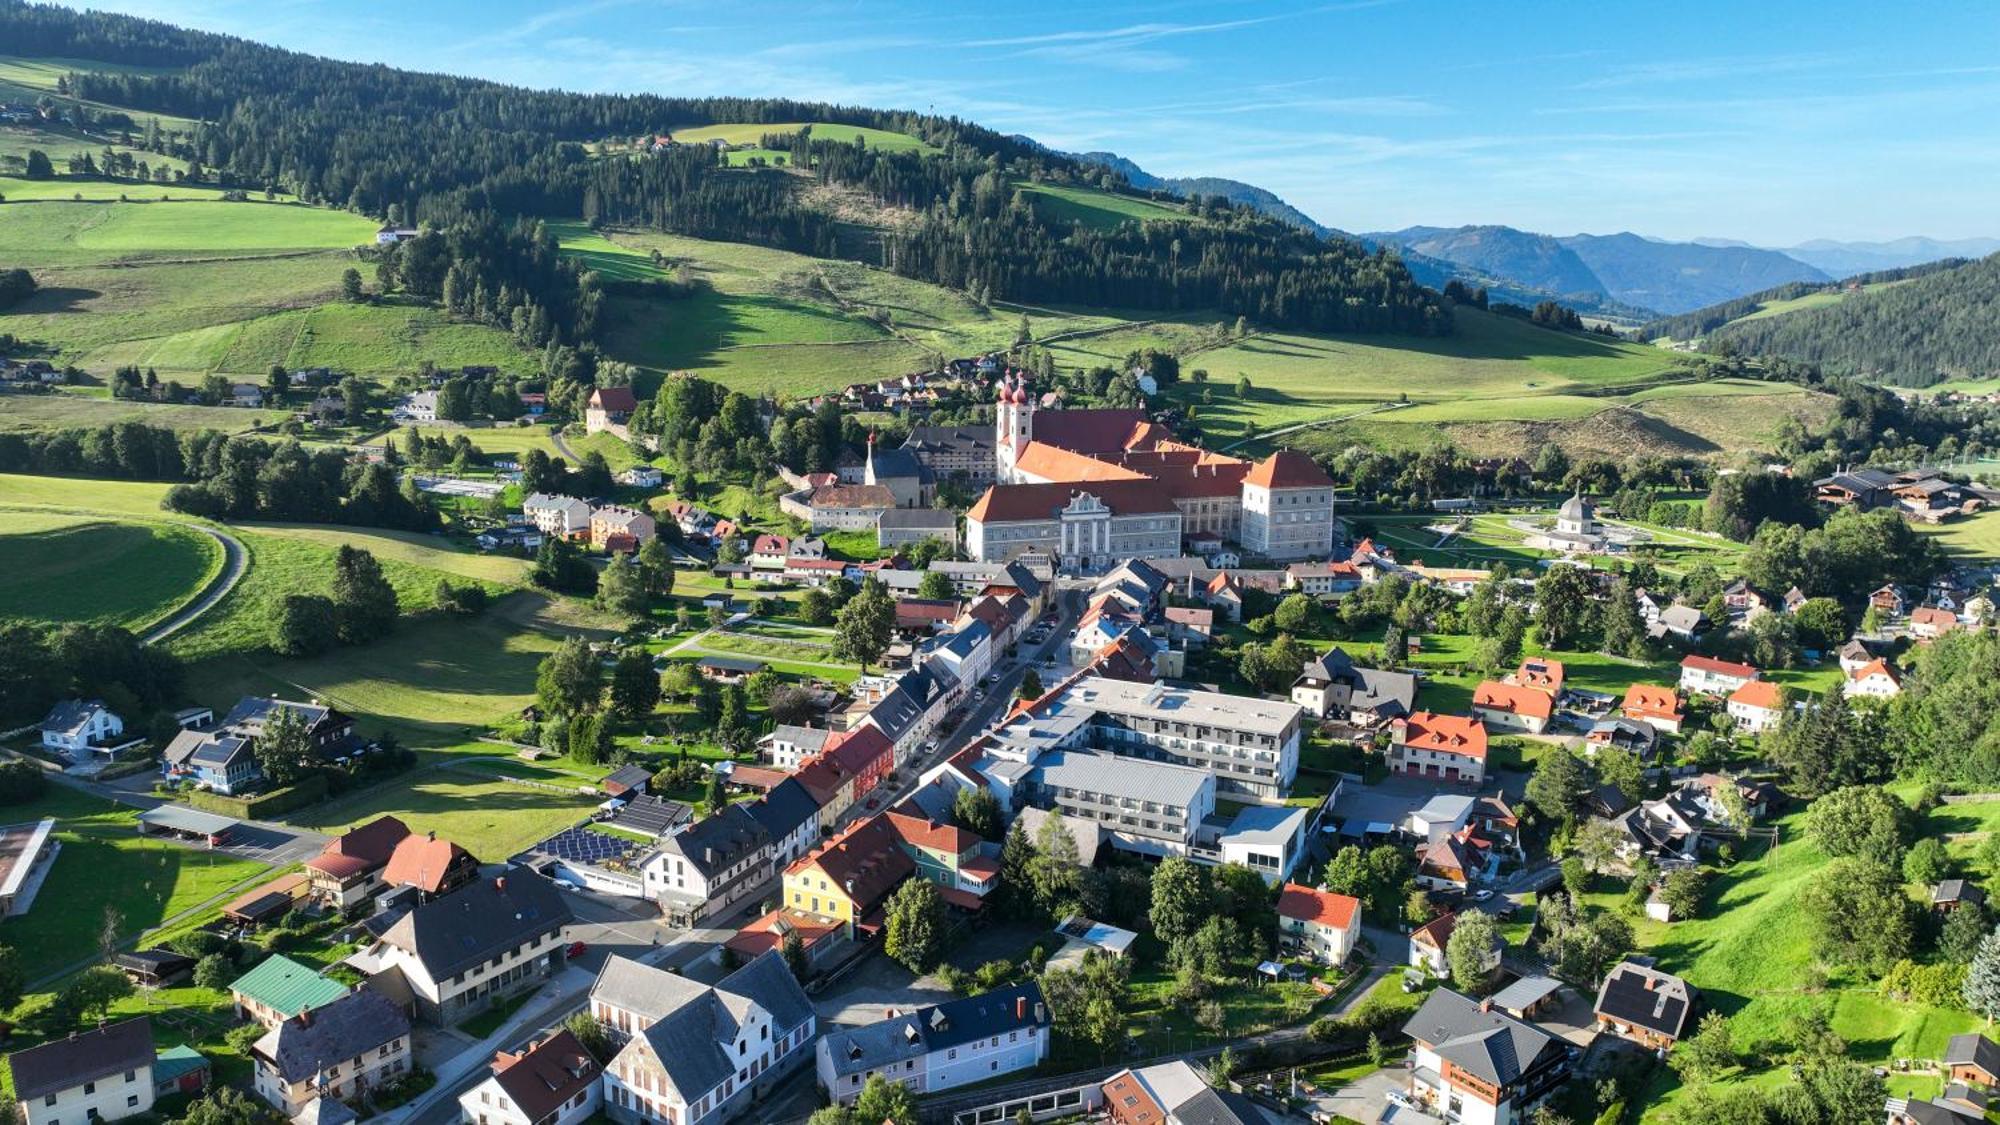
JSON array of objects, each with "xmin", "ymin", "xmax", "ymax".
[
  {"xmin": 139, "ymin": 806, "xmax": 239, "ymax": 836},
  {"xmin": 1489, "ymin": 974, "xmax": 1562, "ymax": 1012},
  {"xmin": 1063, "ymin": 675, "xmax": 1299, "ymax": 736},
  {"xmin": 1035, "ymin": 749, "xmax": 1209, "ymax": 809},
  {"xmin": 0, "ymin": 819, "xmax": 54, "ymax": 900}
]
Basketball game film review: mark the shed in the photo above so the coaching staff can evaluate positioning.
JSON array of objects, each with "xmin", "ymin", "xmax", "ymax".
[
  {"xmin": 599, "ymin": 764, "xmax": 653, "ymax": 798},
  {"xmin": 1489, "ymin": 974, "xmax": 1563, "ymax": 1018},
  {"xmin": 222, "ymin": 872, "xmax": 308, "ymax": 926},
  {"xmin": 113, "ymin": 948, "xmax": 196, "ymax": 988},
  {"xmin": 153, "ymin": 1044, "xmax": 210, "ymax": 1096},
  {"xmin": 138, "ymin": 806, "xmax": 239, "ymax": 844}
]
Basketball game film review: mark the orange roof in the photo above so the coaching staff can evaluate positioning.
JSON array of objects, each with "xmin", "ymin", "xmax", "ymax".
[
  {"xmin": 1622, "ymin": 683, "xmax": 1682, "ymax": 719},
  {"xmin": 1912, "ymin": 607, "xmax": 1958, "ymax": 627},
  {"xmin": 789, "ymin": 814, "xmax": 914, "ymax": 910},
  {"xmin": 308, "ymin": 816, "xmax": 409, "ymax": 874},
  {"xmin": 885, "ymin": 806, "xmax": 978, "ymax": 856},
  {"xmin": 382, "ymin": 832, "xmax": 474, "ymax": 895},
  {"xmin": 1728, "ymin": 680, "xmax": 1785, "ymax": 711},
  {"xmin": 1206, "ymin": 571, "xmax": 1241, "ymax": 595},
  {"xmin": 1023, "ymin": 408, "xmax": 1156, "ymax": 455},
  {"xmin": 1243, "ymin": 450, "xmax": 1333, "ymax": 490},
  {"xmin": 1011, "ymin": 441, "xmax": 1149, "ymax": 483},
  {"xmin": 1410, "ymin": 910, "xmax": 1458, "ymax": 950},
  {"xmin": 1850, "ymin": 659, "xmax": 1900, "ymax": 683},
  {"xmin": 1514, "ymin": 658, "xmax": 1565, "ymax": 694},
  {"xmin": 1399, "ymin": 712, "xmax": 1489, "ymax": 759},
  {"xmin": 726, "ymin": 908, "xmax": 842, "ymax": 959},
  {"xmin": 1276, "ymin": 883, "xmax": 1359, "ymax": 929},
  {"xmin": 1472, "ymin": 681, "xmax": 1554, "ymax": 722},
  {"xmin": 1683, "ymin": 654, "xmax": 1759, "ymax": 679}
]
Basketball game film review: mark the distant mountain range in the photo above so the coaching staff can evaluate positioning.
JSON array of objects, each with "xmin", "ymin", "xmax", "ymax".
[{"xmin": 1049, "ymin": 143, "xmax": 1993, "ymax": 321}]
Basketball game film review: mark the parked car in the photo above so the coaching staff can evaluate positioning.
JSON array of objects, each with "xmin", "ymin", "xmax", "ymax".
[{"xmin": 566, "ymin": 941, "xmax": 588, "ymax": 958}]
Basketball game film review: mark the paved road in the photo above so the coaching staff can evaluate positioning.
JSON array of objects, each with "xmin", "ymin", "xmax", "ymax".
[
  {"xmin": 550, "ymin": 425, "xmax": 581, "ymax": 463},
  {"xmin": 140, "ymin": 524, "xmax": 246, "ymax": 645}
]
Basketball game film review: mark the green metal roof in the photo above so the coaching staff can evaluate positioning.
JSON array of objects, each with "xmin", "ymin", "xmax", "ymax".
[
  {"xmin": 227, "ymin": 954, "xmax": 349, "ymax": 1018},
  {"xmin": 153, "ymin": 1045, "xmax": 208, "ymax": 1084}
]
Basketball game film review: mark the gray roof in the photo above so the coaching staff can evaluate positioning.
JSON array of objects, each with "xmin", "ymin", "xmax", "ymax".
[
  {"xmin": 878, "ymin": 508, "xmax": 957, "ymax": 530},
  {"xmin": 865, "ymin": 686, "xmax": 924, "ymax": 743},
  {"xmin": 662, "ymin": 804, "xmax": 770, "ymax": 880},
  {"xmin": 746, "ymin": 778, "xmax": 820, "ymax": 841},
  {"xmin": 903, "ymin": 426, "xmax": 991, "ymax": 454},
  {"xmin": 1172, "ymin": 1087, "xmax": 1273, "ymax": 1125},
  {"xmin": 1946, "ymin": 1033, "xmax": 2000, "ymax": 1074},
  {"xmin": 821, "ymin": 982, "xmax": 1048, "ymax": 1079},
  {"xmin": 1594, "ymin": 962, "xmax": 1697, "ymax": 1040},
  {"xmin": 139, "ymin": 806, "xmax": 240, "ymax": 836},
  {"xmin": 1033, "ymin": 749, "xmax": 1209, "ymax": 811},
  {"xmin": 7, "ymin": 1016, "xmax": 154, "ymax": 1100},
  {"xmin": 1489, "ymin": 975, "xmax": 1562, "ymax": 1013},
  {"xmin": 378, "ymin": 872, "xmax": 572, "ymax": 981},
  {"xmin": 1221, "ymin": 805, "xmax": 1307, "ymax": 846},
  {"xmin": 867, "ymin": 447, "xmax": 923, "ymax": 480},
  {"xmin": 1402, "ymin": 988, "xmax": 1565, "ymax": 1087},
  {"xmin": 597, "ymin": 952, "xmax": 810, "ymax": 1099},
  {"xmin": 764, "ymin": 725, "xmax": 831, "ymax": 754},
  {"xmin": 292, "ymin": 1096, "xmax": 359, "ymax": 1125},
  {"xmin": 221, "ymin": 696, "xmax": 340, "ymax": 735},
  {"xmin": 39, "ymin": 698, "xmax": 110, "ymax": 735},
  {"xmin": 1015, "ymin": 806, "xmax": 1103, "ymax": 865},
  {"xmin": 254, "ymin": 989, "xmax": 410, "ymax": 1084}
]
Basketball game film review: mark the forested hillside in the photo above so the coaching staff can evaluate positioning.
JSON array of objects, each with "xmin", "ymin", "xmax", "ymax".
[
  {"xmin": 1705, "ymin": 253, "xmax": 2000, "ymax": 386},
  {"xmin": 0, "ymin": 1, "xmax": 1445, "ymax": 337},
  {"xmin": 1638, "ymin": 257, "xmax": 1972, "ymax": 342}
]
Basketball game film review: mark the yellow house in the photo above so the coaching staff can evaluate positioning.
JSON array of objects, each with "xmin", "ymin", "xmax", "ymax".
[{"xmin": 779, "ymin": 816, "xmax": 913, "ymax": 937}]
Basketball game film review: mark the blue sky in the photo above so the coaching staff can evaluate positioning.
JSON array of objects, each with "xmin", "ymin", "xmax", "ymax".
[{"xmin": 81, "ymin": 0, "xmax": 2000, "ymax": 244}]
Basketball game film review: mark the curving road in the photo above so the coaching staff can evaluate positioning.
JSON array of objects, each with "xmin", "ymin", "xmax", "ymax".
[
  {"xmin": 549, "ymin": 425, "xmax": 581, "ymax": 463},
  {"xmin": 141, "ymin": 524, "xmax": 247, "ymax": 645}
]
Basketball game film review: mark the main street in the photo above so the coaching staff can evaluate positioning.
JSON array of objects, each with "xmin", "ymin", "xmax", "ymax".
[{"xmin": 394, "ymin": 579, "xmax": 1083, "ymax": 1124}]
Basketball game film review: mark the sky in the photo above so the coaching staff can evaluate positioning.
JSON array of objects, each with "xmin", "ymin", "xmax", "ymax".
[{"xmin": 74, "ymin": 0, "xmax": 2000, "ymax": 244}]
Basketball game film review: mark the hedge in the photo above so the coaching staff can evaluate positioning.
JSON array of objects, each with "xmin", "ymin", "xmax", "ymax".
[{"xmin": 183, "ymin": 773, "xmax": 329, "ymax": 819}]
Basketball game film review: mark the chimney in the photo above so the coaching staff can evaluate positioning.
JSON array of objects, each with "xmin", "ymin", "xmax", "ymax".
[
  {"xmin": 1643, "ymin": 976, "xmax": 1656, "ymax": 991},
  {"xmin": 297, "ymin": 1007, "xmax": 312, "ymax": 1027},
  {"xmin": 495, "ymin": 876, "xmax": 507, "ymax": 893},
  {"xmin": 1478, "ymin": 998, "xmax": 1492, "ymax": 1014},
  {"xmin": 1016, "ymin": 996, "xmax": 1026, "ymax": 1021}
]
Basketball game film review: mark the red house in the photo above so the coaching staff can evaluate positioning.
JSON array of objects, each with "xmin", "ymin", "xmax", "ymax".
[{"xmin": 825, "ymin": 725, "xmax": 894, "ymax": 805}]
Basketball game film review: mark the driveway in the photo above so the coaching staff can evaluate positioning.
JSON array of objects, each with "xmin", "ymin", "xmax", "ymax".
[{"xmin": 1312, "ymin": 1065, "xmax": 1402, "ymax": 1124}]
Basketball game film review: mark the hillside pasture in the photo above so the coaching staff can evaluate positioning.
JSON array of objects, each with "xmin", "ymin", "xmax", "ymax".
[
  {"xmin": 0, "ymin": 198, "xmax": 374, "ymax": 266},
  {"xmin": 0, "ymin": 391, "xmax": 270, "ymax": 434},
  {"xmin": 289, "ymin": 770, "xmax": 596, "ymax": 863},
  {"xmin": 1014, "ymin": 182, "xmax": 1186, "ymax": 230},
  {"xmin": 667, "ymin": 121, "xmax": 937, "ymax": 155},
  {"xmin": 1916, "ymin": 510, "xmax": 2000, "ymax": 561},
  {"xmin": 0, "ymin": 512, "xmax": 220, "ymax": 630}
]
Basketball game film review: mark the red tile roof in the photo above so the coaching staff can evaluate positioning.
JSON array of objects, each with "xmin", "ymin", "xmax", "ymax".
[
  {"xmin": 1011, "ymin": 442, "xmax": 1149, "ymax": 483},
  {"xmin": 790, "ymin": 815, "xmax": 914, "ymax": 911},
  {"xmin": 1850, "ymin": 659, "xmax": 1900, "ymax": 683},
  {"xmin": 1277, "ymin": 883, "xmax": 1359, "ymax": 929},
  {"xmin": 1243, "ymin": 450, "xmax": 1333, "ymax": 490},
  {"xmin": 826, "ymin": 725, "xmax": 893, "ymax": 775},
  {"xmin": 1410, "ymin": 911, "xmax": 1458, "ymax": 950},
  {"xmin": 1728, "ymin": 680, "xmax": 1785, "ymax": 711},
  {"xmin": 1473, "ymin": 681, "xmax": 1555, "ymax": 722},
  {"xmin": 490, "ymin": 1030, "xmax": 600, "ymax": 1123},
  {"xmin": 1622, "ymin": 684, "xmax": 1682, "ymax": 721},
  {"xmin": 1682, "ymin": 654, "xmax": 1759, "ymax": 679},
  {"xmin": 1398, "ymin": 712, "xmax": 1489, "ymax": 760},
  {"xmin": 1514, "ymin": 658, "xmax": 1565, "ymax": 694},
  {"xmin": 751, "ymin": 534, "xmax": 789, "ymax": 556},
  {"xmin": 1912, "ymin": 606, "xmax": 1959, "ymax": 628},
  {"xmin": 885, "ymin": 806, "xmax": 978, "ymax": 856},
  {"xmin": 306, "ymin": 816, "xmax": 409, "ymax": 876},
  {"xmin": 726, "ymin": 908, "xmax": 842, "ymax": 959},
  {"xmin": 589, "ymin": 386, "xmax": 637, "ymax": 413},
  {"xmin": 810, "ymin": 484, "xmax": 896, "ymax": 509}
]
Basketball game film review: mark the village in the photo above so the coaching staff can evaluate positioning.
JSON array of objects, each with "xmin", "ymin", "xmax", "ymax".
[{"xmin": 10, "ymin": 344, "xmax": 2000, "ymax": 1125}]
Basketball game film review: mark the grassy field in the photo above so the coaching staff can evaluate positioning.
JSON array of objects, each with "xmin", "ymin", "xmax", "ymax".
[
  {"xmin": 1916, "ymin": 510, "xmax": 2000, "ymax": 561},
  {"xmin": 375, "ymin": 424, "xmax": 564, "ymax": 460},
  {"xmin": 0, "ymin": 198, "xmax": 374, "ymax": 267},
  {"xmin": 0, "ymin": 176, "xmax": 256, "ymax": 203},
  {"xmin": 182, "ymin": 591, "xmax": 624, "ymax": 744},
  {"xmin": 164, "ymin": 527, "xmax": 523, "ymax": 663},
  {"xmin": 0, "ymin": 472, "xmax": 183, "ymax": 518},
  {"xmin": 0, "ymin": 512, "xmax": 220, "ymax": 630},
  {"xmin": 0, "ymin": 786, "xmax": 269, "ymax": 981},
  {"xmin": 0, "ymin": 390, "xmax": 272, "ymax": 433},
  {"xmin": 666, "ymin": 121, "xmax": 936, "ymax": 155},
  {"xmin": 557, "ymin": 222, "xmax": 1160, "ymax": 396},
  {"xmin": 289, "ymin": 771, "xmax": 598, "ymax": 862},
  {"xmin": 1014, "ymin": 182, "xmax": 1187, "ymax": 230},
  {"xmin": 236, "ymin": 523, "xmax": 534, "ymax": 585}
]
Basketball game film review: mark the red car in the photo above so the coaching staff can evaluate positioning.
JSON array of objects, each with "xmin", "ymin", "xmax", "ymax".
[{"xmin": 565, "ymin": 941, "xmax": 587, "ymax": 959}]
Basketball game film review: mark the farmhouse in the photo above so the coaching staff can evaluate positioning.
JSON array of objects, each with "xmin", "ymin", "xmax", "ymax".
[
  {"xmin": 7, "ymin": 1016, "xmax": 158, "ymax": 1125},
  {"xmin": 251, "ymin": 989, "xmax": 412, "ymax": 1116},
  {"xmin": 304, "ymin": 816, "xmax": 410, "ymax": 910},
  {"xmin": 229, "ymin": 953, "xmax": 351, "ymax": 1028},
  {"xmin": 381, "ymin": 830, "xmax": 480, "ymax": 899}
]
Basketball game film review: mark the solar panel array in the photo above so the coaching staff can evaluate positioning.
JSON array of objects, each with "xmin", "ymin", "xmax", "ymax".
[
  {"xmin": 613, "ymin": 796, "xmax": 692, "ymax": 838},
  {"xmin": 537, "ymin": 827, "xmax": 635, "ymax": 865}
]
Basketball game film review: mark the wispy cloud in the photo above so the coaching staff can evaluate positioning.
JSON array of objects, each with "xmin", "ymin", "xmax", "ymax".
[{"xmin": 1570, "ymin": 52, "xmax": 1841, "ymax": 90}]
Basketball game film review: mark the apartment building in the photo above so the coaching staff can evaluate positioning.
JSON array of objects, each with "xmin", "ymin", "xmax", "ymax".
[
  {"xmin": 1402, "ymin": 989, "xmax": 1574, "ymax": 1125},
  {"xmin": 642, "ymin": 805, "xmax": 773, "ymax": 926},
  {"xmin": 815, "ymin": 983, "xmax": 1050, "ymax": 1104},
  {"xmin": 351, "ymin": 872, "xmax": 573, "ymax": 1025},
  {"xmin": 1062, "ymin": 676, "xmax": 1302, "ymax": 802},
  {"xmin": 1022, "ymin": 750, "xmax": 1216, "ymax": 859}
]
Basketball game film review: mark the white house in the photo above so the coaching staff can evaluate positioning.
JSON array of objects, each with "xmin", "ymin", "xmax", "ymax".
[
  {"xmin": 345, "ymin": 873, "xmax": 573, "ymax": 1025},
  {"xmin": 1276, "ymin": 884, "xmax": 1360, "ymax": 965},
  {"xmin": 1845, "ymin": 659, "xmax": 1903, "ymax": 700},
  {"xmin": 1401, "ymin": 989, "xmax": 1574, "ymax": 1125},
  {"xmin": 617, "ymin": 467, "xmax": 664, "ymax": 489},
  {"xmin": 1725, "ymin": 680, "xmax": 1786, "ymax": 733},
  {"xmin": 38, "ymin": 699, "xmax": 124, "ymax": 755},
  {"xmin": 251, "ymin": 990, "xmax": 412, "ymax": 1117},
  {"xmin": 8, "ymin": 1016, "xmax": 157, "ymax": 1125},
  {"xmin": 1679, "ymin": 655, "xmax": 1759, "ymax": 697},
  {"xmin": 522, "ymin": 493, "xmax": 594, "ymax": 539},
  {"xmin": 815, "ymin": 983, "xmax": 1050, "ymax": 1105},
  {"xmin": 592, "ymin": 953, "xmax": 816, "ymax": 1125},
  {"xmin": 458, "ymin": 1029, "xmax": 601, "ymax": 1125}
]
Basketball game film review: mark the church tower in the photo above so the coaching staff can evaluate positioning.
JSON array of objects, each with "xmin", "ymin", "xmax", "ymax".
[{"xmin": 994, "ymin": 373, "xmax": 1035, "ymax": 483}]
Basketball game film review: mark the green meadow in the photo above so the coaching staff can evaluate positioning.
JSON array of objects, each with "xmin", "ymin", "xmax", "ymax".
[
  {"xmin": 1014, "ymin": 181, "xmax": 1187, "ymax": 229},
  {"xmin": 667, "ymin": 121, "xmax": 937, "ymax": 155},
  {"xmin": 0, "ymin": 512, "xmax": 220, "ymax": 631}
]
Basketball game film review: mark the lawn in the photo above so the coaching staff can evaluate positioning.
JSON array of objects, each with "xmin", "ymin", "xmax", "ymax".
[
  {"xmin": 0, "ymin": 198, "xmax": 374, "ymax": 267},
  {"xmin": 235, "ymin": 523, "xmax": 535, "ymax": 586},
  {"xmin": 289, "ymin": 771, "xmax": 598, "ymax": 862},
  {"xmin": 382, "ymin": 424, "xmax": 564, "ymax": 461},
  {"xmin": 0, "ymin": 472, "xmax": 183, "ymax": 517},
  {"xmin": 180, "ymin": 591, "xmax": 619, "ymax": 744},
  {"xmin": 0, "ymin": 512, "xmax": 220, "ymax": 630},
  {"xmin": 0, "ymin": 392, "xmax": 271, "ymax": 434},
  {"xmin": 1917, "ymin": 510, "xmax": 2000, "ymax": 562},
  {"xmin": 0, "ymin": 786, "xmax": 269, "ymax": 983},
  {"xmin": 1014, "ymin": 183, "xmax": 1187, "ymax": 230},
  {"xmin": 0, "ymin": 176, "xmax": 253, "ymax": 203}
]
